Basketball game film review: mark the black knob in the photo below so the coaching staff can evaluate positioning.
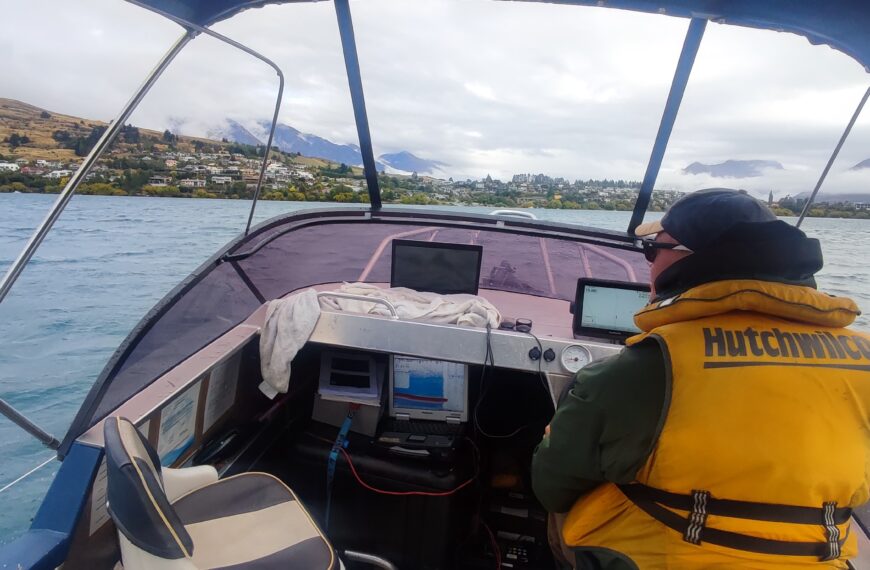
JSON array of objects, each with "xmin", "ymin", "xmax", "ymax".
[
  {"xmin": 543, "ymin": 348, "xmax": 556, "ymax": 362},
  {"xmin": 528, "ymin": 346, "xmax": 542, "ymax": 361}
]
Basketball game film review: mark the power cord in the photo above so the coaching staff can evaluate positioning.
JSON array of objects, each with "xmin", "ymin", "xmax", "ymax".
[{"xmin": 473, "ymin": 323, "xmax": 525, "ymax": 439}]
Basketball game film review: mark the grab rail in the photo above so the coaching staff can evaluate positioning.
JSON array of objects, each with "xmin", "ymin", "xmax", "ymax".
[
  {"xmin": 317, "ymin": 292, "xmax": 399, "ymax": 319},
  {"xmin": 797, "ymin": 85, "xmax": 870, "ymax": 227},
  {"xmin": 490, "ymin": 209, "xmax": 538, "ymax": 220}
]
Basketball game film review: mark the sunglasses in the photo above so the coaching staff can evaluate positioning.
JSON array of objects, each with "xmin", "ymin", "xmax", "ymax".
[{"xmin": 640, "ymin": 239, "xmax": 692, "ymax": 263}]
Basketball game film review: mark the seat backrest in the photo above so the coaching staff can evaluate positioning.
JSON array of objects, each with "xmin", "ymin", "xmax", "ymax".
[{"xmin": 103, "ymin": 416, "xmax": 194, "ymax": 560}]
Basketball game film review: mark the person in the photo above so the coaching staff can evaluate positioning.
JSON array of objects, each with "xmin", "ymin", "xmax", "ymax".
[{"xmin": 532, "ymin": 188, "xmax": 870, "ymax": 569}]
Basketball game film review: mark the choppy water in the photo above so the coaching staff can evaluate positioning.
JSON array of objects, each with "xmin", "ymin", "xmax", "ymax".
[{"xmin": 0, "ymin": 193, "xmax": 868, "ymax": 544}]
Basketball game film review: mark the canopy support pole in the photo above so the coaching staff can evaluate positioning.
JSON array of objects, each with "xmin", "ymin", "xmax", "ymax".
[
  {"xmin": 125, "ymin": 2, "xmax": 287, "ymax": 236},
  {"xmin": 0, "ymin": 398, "xmax": 59, "ymax": 450},
  {"xmin": 796, "ymin": 85, "xmax": 870, "ymax": 227},
  {"xmin": 628, "ymin": 18, "xmax": 706, "ymax": 235},
  {"xmin": 334, "ymin": 0, "xmax": 382, "ymax": 209},
  {"xmin": 0, "ymin": 31, "xmax": 194, "ymax": 307}
]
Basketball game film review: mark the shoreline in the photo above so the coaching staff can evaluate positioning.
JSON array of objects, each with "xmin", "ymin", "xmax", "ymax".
[{"xmin": 2, "ymin": 191, "xmax": 868, "ymax": 220}]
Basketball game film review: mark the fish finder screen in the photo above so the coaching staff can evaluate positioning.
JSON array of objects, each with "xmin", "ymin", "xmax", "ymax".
[
  {"xmin": 391, "ymin": 240, "xmax": 482, "ymax": 295},
  {"xmin": 578, "ymin": 282, "xmax": 650, "ymax": 335},
  {"xmin": 391, "ymin": 357, "xmax": 467, "ymax": 414}
]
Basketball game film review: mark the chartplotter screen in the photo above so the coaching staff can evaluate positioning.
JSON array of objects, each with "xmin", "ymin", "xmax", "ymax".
[
  {"xmin": 574, "ymin": 278, "xmax": 650, "ymax": 340},
  {"xmin": 581, "ymin": 285, "xmax": 648, "ymax": 332},
  {"xmin": 390, "ymin": 356, "xmax": 468, "ymax": 420}
]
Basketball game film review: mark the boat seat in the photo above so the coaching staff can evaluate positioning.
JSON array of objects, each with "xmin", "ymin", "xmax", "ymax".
[{"xmin": 103, "ymin": 416, "xmax": 338, "ymax": 569}]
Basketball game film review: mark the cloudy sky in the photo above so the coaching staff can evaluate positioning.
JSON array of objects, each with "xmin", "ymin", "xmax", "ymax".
[{"xmin": 3, "ymin": 0, "xmax": 870, "ymax": 195}]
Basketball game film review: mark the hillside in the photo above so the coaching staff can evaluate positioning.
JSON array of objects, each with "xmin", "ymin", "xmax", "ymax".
[{"xmin": 0, "ymin": 98, "xmax": 346, "ymax": 172}]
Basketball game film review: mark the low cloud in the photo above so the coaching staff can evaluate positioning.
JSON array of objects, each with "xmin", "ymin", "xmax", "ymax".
[{"xmin": 3, "ymin": 0, "xmax": 869, "ymax": 193}]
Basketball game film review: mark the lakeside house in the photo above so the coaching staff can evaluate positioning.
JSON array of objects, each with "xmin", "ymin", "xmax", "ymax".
[
  {"xmin": 179, "ymin": 178, "xmax": 206, "ymax": 188},
  {"xmin": 0, "ymin": 163, "xmax": 20, "ymax": 172},
  {"xmin": 148, "ymin": 175, "xmax": 171, "ymax": 187}
]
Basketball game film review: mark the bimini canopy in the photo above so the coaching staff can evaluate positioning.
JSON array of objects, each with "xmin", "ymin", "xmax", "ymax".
[{"xmin": 132, "ymin": 0, "xmax": 870, "ymax": 71}]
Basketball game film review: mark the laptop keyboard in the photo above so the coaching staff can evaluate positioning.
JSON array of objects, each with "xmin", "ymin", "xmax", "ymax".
[{"xmin": 384, "ymin": 419, "xmax": 465, "ymax": 436}]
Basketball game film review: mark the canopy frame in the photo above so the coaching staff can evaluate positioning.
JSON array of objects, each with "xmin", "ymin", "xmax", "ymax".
[
  {"xmin": 628, "ymin": 17, "xmax": 705, "ymax": 235},
  {"xmin": 334, "ymin": 0, "xmax": 382, "ymax": 208}
]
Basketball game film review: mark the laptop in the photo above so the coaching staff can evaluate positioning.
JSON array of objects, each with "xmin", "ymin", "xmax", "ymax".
[{"xmin": 376, "ymin": 355, "xmax": 469, "ymax": 458}]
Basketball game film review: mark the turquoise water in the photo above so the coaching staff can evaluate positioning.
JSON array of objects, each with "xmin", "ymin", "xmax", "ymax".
[{"xmin": 0, "ymin": 193, "xmax": 868, "ymax": 543}]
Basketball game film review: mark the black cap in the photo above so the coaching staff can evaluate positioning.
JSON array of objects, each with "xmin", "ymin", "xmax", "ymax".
[{"xmin": 634, "ymin": 188, "xmax": 777, "ymax": 251}]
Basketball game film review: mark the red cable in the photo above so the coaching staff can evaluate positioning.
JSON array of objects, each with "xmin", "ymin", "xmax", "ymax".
[
  {"xmin": 337, "ymin": 447, "xmax": 475, "ymax": 497},
  {"xmin": 481, "ymin": 521, "xmax": 501, "ymax": 570}
]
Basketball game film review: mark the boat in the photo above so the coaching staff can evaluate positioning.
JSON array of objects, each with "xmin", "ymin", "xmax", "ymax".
[{"xmin": 1, "ymin": 1, "xmax": 869, "ymax": 569}]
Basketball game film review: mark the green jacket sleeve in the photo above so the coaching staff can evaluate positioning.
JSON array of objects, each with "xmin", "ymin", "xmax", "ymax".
[{"xmin": 531, "ymin": 339, "xmax": 668, "ymax": 513}]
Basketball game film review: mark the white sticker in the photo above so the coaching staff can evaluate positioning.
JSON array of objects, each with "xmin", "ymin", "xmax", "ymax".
[
  {"xmin": 89, "ymin": 458, "xmax": 110, "ymax": 535},
  {"xmin": 157, "ymin": 381, "xmax": 200, "ymax": 466},
  {"xmin": 203, "ymin": 352, "xmax": 241, "ymax": 433}
]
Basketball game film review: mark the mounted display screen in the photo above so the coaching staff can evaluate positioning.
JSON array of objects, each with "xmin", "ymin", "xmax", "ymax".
[
  {"xmin": 391, "ymin": 239, "xmax": 483, "ymax": 295},
  {"xmin": 573, "ymin": 278, "xmax": 650, "ymax": 341}
]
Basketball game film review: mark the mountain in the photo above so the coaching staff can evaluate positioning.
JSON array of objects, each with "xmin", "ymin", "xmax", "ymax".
[
  {"xmin": 257, "ymin": 121, "xmax": 385, "ymax": 171},
  {"xmin": 207, "ymin": 119, "xmax": 262, "ymax": 147},
  {"xmin": 850, "ymin": 158, "xmax": 870, "ymax": 171},
  {"xmin": 683, "ymin": 160, "xmax": 784, "ymax": 178},
  {"xmin": 378, "ymin": 151, "xmax": 446, "ymax": 175}
]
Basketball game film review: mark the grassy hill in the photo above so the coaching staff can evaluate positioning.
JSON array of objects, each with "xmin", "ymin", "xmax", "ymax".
[{"xmin": 0, "ymin": 98, "xmax": 350, "ymax": 172}]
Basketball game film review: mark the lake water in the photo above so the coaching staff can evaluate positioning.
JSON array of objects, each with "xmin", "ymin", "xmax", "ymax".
[{"xmin": 1, "ymin": 193, "xmax": 868, "ymax": 543}]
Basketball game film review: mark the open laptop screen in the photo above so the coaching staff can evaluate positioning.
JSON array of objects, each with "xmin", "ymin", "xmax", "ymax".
[
  {"xmin": 389, "ymin": 356, "xmax": 468, "ymax": 421},
  {"xmin": 390, "ymin": 239, "xmax": 483, "ymax": 295}
]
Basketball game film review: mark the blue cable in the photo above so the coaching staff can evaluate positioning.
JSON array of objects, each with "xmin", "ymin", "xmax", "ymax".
[{"xmin": 325, "ymin": 404, "xmax": 358, "ymax": 529}]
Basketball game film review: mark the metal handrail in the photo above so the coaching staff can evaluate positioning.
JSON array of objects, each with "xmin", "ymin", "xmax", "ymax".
[
  {"xmin": 490, "ymin": 209, "xmax": 538, "ymax": 220},
  {"xmin": 317, "ymin": 292, "xmax": 399, "ymax": 319},
  {"xmin": 0, "ymin": 399, "xmax": 60, "ymax": 450},
  {"xmin": 342, "ymin": 550, "xmax": 398, "ymax": 570},
  {"xmin": 0, "ymin": 31, "xmax": 195, "ymax": 450},
  {"xmin": 797, "ymin": 85, "xmax": 870, "ymax": 227},
  {"xmin": 125, "ymin": 1, "xmax": 287, "ymax": 236},
  {"xmin": 0, "ymin": 31, "xmax": 194, "ymax": 307}
]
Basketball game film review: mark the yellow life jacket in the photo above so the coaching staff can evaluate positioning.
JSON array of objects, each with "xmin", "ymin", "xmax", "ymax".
[{"xmin": 561, "ymin": 279, "xmax": 870, "ymax": 569}]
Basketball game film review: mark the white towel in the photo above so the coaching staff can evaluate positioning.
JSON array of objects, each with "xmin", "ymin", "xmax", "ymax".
[
  {"xmin": 258, "ymin": 288, "xmax": 321, "ymax": 399},
  {"xmin": 320, "ymin": 283, "xmax": 501, "ymax": 328},
  {"xmin": 258, "ymin": 284, "xmax": 501, "ymax": 398}
]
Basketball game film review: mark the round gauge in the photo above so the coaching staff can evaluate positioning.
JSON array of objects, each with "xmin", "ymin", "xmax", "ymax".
[{"xmin": 560, "ymin": 344, "xmax": 591, "ymax": 373}]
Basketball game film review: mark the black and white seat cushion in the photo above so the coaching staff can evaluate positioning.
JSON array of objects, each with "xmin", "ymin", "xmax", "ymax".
[
  {"xmin": 103, "ymin": 416, "xmax": 337, "ymax": 569},
  {"xmin": 173, "ymin": 473, "xmax": 336, "ymax": 569}
]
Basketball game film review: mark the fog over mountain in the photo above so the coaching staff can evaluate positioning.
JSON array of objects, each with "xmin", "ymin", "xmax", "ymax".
[
  {"xmin": 683, "ymin": 160, "xmax": 784, "ymax": 178},
  {"xmin": 208, "ymin": 119, "xmax": 447, "ymax": 175},
  {"xmin": 208, "ymin": 119, "xmax": 262, "ymax": 147},
  {"xmin": 378, "ymin": 151, "xmax": 446, "ymax": 175}
]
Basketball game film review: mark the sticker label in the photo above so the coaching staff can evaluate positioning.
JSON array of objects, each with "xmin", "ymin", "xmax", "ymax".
[
  {"xmin": 204, "ymin": 353, "xmax": 241, "ymax": 432},
  {"xmin": 157, "ymin": 381, "xmax": 200, "ymax": 466}
]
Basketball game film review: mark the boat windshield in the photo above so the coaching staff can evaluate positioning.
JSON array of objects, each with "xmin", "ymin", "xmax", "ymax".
[{"xmin": 71, "ymin": 213, "xmax": 646, "ymax": 436}]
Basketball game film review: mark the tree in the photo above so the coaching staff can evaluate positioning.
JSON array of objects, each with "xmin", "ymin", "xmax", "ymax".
[
  {"xmin": 162, "ymin": 129, "xmax": 178, "ymax": 144},
  {"xmin": 5, "ymin": 133, "xmax": 30, "ymax": 149},
  {"xmin": 121, "ymin": 124, "xmax": 140, "ymax": 144},
  {"xmin": 74, "ymin": 126, "xmax": 107, "ymax": 157},
  {"xmin": 40, "ymin": 111, "xmax": 51, "ymax": 119}
]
